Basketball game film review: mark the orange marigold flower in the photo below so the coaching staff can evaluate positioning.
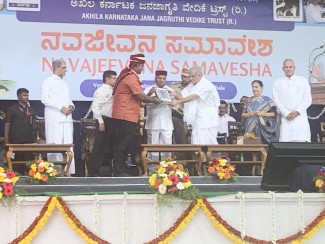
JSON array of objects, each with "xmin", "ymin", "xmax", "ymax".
[
  {"xmin": 208, "ymin": 167, "xmax": 215, "ymax": 173},
  {"xmin": 224, "ymin": 172, "xmax": 230, "ymax": 179},
  {"xmin": 154, "ymin": 180, "xmax": 162, "ymax": 188},
  {"xmin": 217, "ymin": 168, "xmax": 224, "ymax": 173},
  {"xmin": 41, "ymin": 175, "xmax": 48, "ymax": 182},
  {"xmin": 177, "ymin": 164, "xmax": 183, "ymax": 169},
  {"xmin": 29, "ymin": 169, "xmax": 36, "ymax": 177},
  {"xmin": 38, "ymin": 166, "xmax": 45, "ymax": 172}
]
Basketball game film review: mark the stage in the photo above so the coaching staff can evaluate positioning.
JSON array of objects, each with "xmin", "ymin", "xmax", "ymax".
[
  {"xmin": 0, "ymin": 176, "xmax": 324, "ymax": 243},
  {"xmin": 17, "ymin": 176, "xmax": 263, "ymax": 195}
]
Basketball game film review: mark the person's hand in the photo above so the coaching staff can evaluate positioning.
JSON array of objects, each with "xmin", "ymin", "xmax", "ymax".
[
  {"xmin": 168, "ymin": 100, "xmax": 180, "ymax": 107},
  {"xmin": 68, "ymin": 105, "xmax": 74, "ymax": 111},
  {"xmin": 256, "ymin": 111, "xmax": 266, "ymax": 117},
  {"xmin": 152, "ymin": 98, "xmax": 162, "ymax": 105},
  {"xmin": 98, "ymin": 123, "xmax": 105, "ymax": 132},
  {"xmin": 168, "ymin": 89, "xmax": 177, "ymax": 97},
  {"xmin": 61, "ymin": 107, "xmax": 72, "ymax": 116},
  {"xmin": 147, "ymin": 87, "xmax": 156, "ymax": 97},
  {"xmin": 286, "ymin": 111, "xmax": 300, "ymax": 121},
  {"xmin": 246, "ymin": 111, "xmax": 256, "ymax": 117}
]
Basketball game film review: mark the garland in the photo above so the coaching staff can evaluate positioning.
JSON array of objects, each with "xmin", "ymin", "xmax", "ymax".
[
  {"xmin": 10, "ymin": 196, "xmax": 109, "ymax": 244},
  {"xmin": 8, "ymin": 195, "xmax": 325, "ymax": 243},
  {"xmin": 145, "ymin": 196, "xmax": 325, "ymax": 244}
]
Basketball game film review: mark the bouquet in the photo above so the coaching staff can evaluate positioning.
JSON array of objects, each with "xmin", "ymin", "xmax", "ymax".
[
  {"xmin": 0, "ymin": 166, "xmax": 20, "ymax": 205},
  {"xmin": 148, "ymin": 158, "xmax": 198, "ymax": 201},
  {"xmin": 27, "ymin": 159, "xmax": 58, "ymax": 184},
  {"xmin": 208, "ymin": 157, "xmax": 238, "ymax": 182},
  {"xmin": 314, "ymin": 166, "xmax": 325, "ymax": 192}
]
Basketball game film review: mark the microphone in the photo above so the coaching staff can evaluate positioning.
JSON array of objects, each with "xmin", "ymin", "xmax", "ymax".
[{"xmin": 27, "ymin": 102, "xmax": 30, "ymax": 107}]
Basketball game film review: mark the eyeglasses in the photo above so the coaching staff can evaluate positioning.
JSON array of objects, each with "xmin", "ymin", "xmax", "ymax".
[{"xmin": 108, "ymin": 76, "xmax": 117, "ymax": 80}]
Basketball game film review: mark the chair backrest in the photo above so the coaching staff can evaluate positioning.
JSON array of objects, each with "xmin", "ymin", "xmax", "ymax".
[
  {"xmin": 228, "ymin": 121, "xmax": 245, "ymax": 144},
  {"xmin": 35, "ymin": 119, "xmax": 46, "ymax": 143}
]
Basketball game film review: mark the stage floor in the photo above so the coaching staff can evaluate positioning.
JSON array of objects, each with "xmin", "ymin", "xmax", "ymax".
[{"xmin": 17, "ymin": 176, "xmax": 263, "ymax": 195}]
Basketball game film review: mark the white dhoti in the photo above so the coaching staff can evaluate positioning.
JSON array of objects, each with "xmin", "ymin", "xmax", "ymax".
[
  {"xmin": 191, "ymin": 126, "xmax": 218, "ymax": 145},
  {"xmin": 45, "ymin": 120, "xmax": 75, "ymax": 174},
  {"xmin": 147, "ymin": 129, "xmax": 173, "ymax": 161}
]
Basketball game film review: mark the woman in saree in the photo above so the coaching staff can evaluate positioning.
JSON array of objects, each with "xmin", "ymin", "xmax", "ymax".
[{"xmin": 242, "ymin": 80, "xmax": 280, "ymax": 144}]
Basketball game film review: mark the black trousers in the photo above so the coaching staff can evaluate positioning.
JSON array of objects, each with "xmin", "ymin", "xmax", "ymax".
[
  {"xmin": 111, "ymin": 118, "xmax": 137, "ymax": 176},
  {"xmin": 88, "ymin": 117, "xmax": 113, "ymax": 176}
]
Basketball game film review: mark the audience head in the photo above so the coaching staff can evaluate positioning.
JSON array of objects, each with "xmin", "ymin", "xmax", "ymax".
[
  {"xmin": 180, "ymin": 68, "xmax": 190, "ymax": 86},
  {"xmin": 129, "ymin": 53, "xmax": 145, "ymax": 74},
  {"xmin": 103, "ymin": 70, "xmax": 117, "ymax": 87},
  {"xmin": 240, "ymin": 96, "xmax": 248, "ymax": 108},
  {"xmin": 189, "ymin": 66, "xmax": 203, "ymax": 85},
  {"xmin": 218, "ymin": 100, "xmax": 228, "ymax": 116},
  {"xmin": 155, "ymin": 70, "xmax": 167, "ymax": 88},
  {"xmin": 52, "ymin": 59, "xmax": 67, "ymax": 78},
  {"xmin": 282, "ymin": 59, "xmax": 295, "ymax": 78},
  {"xmin": 16, "ymin": 88, "xmax": 29, "ymax": 104}
]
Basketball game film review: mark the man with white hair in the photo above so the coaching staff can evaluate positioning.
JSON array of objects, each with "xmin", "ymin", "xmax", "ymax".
[
  {"xmin": 169, "ymin": 66, "xmax": 220, "ymax": 144},
  {"xmin": 273, "ymin": 59, "xmax": 312, "ymax": 142},
  {"xmin": 41, "ymin": 59, "xmax": 75, "ymax": 175}
]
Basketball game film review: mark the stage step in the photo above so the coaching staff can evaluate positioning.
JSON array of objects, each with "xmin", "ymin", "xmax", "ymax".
[{"xmin": 17, "ymin": 176, "xmax": 263, "ymax": 195}]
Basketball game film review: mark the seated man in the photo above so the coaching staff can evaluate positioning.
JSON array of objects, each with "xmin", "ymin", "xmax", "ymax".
[{"xmin": 217, "ymin": 100, "xmax": 235, "ymax": 144}]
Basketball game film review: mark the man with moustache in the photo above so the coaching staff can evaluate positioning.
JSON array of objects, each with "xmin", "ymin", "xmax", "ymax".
[
  {"xmin": 4, "ymin": 88, "xmax": 36, "ymax": 172},
  {"xmin": 111, "ymin": 54, "xmax": 161, "ymax": 177},
  {"xmin": 144, "ymin": 70, "xmax": 173, "ymax": 167}
]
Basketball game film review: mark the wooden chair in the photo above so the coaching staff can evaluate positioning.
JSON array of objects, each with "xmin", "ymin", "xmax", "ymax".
[
  {"xmin": 80, "ymin": 118, "xmax": 96, "ymax": 176},
  {"xmin": 228, "ymin": 121, "xmax": 245, "ymax": 144},
  {"xmin": 319, "ymin": 122, "xmax": 325, "ymax": 143}
]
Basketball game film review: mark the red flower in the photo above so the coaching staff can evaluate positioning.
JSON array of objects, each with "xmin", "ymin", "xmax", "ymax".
[
  {"xmin": 6, "ymin": 171, "xmax": 16, "ymax": 179},
  {"xmin": 317, "ymin": 171, "xmax": 325, "ymax": 176},
  {"xmin": 4, "ymin": 187, "xmax": 13, "ymax": 196},
  {"xmin": 182, "ymin": 175, "xmax": 190, "ymax": 182},
  {"xmin": 3, "ymin": 182, "xmax": 13, "ymax": 190},
  {"xmin": 168, "ymin": 174, "xmax": 179, "ymax": 185}
]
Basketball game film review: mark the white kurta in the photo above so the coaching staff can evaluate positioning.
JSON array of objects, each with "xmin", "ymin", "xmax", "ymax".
[
  {"xmin": 218, "ymin": 114, "xmax": 236, "ymax": 136},
  {"xmin": 186, "ymin": 76, "xmax": 220, "ymax": 144},
  {"xmin": 41, "ymin": 74, "xmax": 75, "ymax": 174},
  {"xmin": 144, "ymin": 85, "xmax": 173, "ymax": 162},
  {"xmin": 273, "ymin": 75, "xmax": 312, "ymax": 142}
]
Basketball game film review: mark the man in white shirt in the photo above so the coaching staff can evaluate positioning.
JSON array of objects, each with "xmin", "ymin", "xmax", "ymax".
[
  {"xmin": 169, "ymin": 66, "xmax": 220, "ymax": 144},
  {"xmin": 88, "ymin": 70, "xmax": 117, "ymax": 176},
  {"xmin": 41, "ymin": 59, "xmax": 75, "ymax": 175},
  {"xmin": 273, "ymin": 59, "xmax": 312, "ymax": 142},
  {"xmin": 144, "ymin": 70, "xmax": 173, "ymax": 162},
  {"xmin": 218, "ymin": 100, "xmax": 236, "ymax": 144}
]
